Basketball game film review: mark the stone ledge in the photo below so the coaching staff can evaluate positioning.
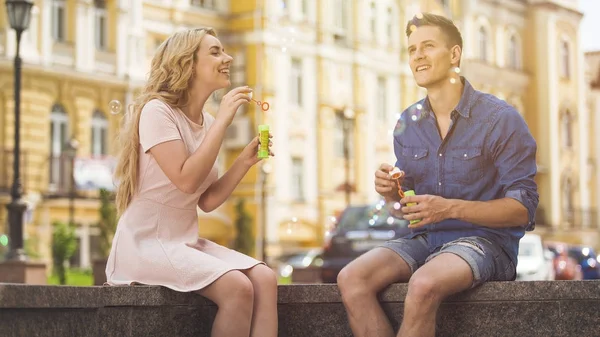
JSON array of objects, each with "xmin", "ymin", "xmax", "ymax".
[{"xmin": 1, "ymin": 281, "xmax": 599, "ymax": 337}]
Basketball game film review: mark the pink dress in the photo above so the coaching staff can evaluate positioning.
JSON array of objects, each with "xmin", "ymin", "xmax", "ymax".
[{"xmin": 105, "ymin": 99, "xmax": 263, "ymax": 292}]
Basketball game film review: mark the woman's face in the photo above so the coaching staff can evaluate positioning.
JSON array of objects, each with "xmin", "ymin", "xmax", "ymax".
[{"xmin": 192, "ymin": 34, "xmax": 233, "ymax": 91}]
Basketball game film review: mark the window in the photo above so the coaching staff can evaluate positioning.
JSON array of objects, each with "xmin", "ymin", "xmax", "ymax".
[
  {"xmin": 291, "ymin": 158, "xmax": 304, "ymax": 201},
  {"xmin": 52, "ymin": 0, "xmax": 66, "ymax": 42},
  {"xmin": 94, "ymin": 0, "xmax": 107, "ymax": 50},
  {"xmin": 333, "ymin": 0, "xmax": 348, "ymax": 43},
  {"xmin": 377, "ymin": 76, "xmax": 387, "ymax": 121},
  {"xmin": 507, "ymin": 34, "xmax": 519, "ymax": 69},
  {"xmin": 191, "ymin": 0, "xmax": 216, "ymax": 9},
  {"xmin": 290, "ymin": 58, "xmax": 303, "ymax": 106},
  {"xmin": 561, "ymin": 40, "xmax": 570, "ymax": 78},
  {"xmin": 370, "ymin": 2, "xmax": 376, "ymax": 37},
  {"xmin": 478, "ymin": 26, "xmax": 487, "ymax": 62},
  {"xmin": 91, "ymin": 110, "xmax": 108, "ymax": 156},
  {"xmin": 50, "ymin": 104, "xmax": 70, "ymax": 187},
  {"xmin": 300, "ymin": 0, "xmax": 308, "ymax": 17},
  {"xmin": 562, "ymin": 109, "xmax": 573, "ymax": 148},
  {"xmin": 386, "ymin": 7, "xmax": 393, "ymax": 42},
  {"xmin": 563, "ymin": 177, "xmax": 574, "ymax": 222}
]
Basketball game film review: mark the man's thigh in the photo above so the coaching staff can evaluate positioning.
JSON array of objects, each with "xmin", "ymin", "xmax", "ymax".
[
  {"xmin": 378, "ymin": 234, "xmax": 432, "ymax": 275},
  {"xmin": 426, "ymin": 236, "xmax": 516, "ymax": 288}
]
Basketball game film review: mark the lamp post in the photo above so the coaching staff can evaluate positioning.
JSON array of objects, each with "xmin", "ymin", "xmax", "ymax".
[
  {"xmin": 4, "ymin": 0, "xmax": 34, "ymax": 262},
  {"xmin": 339, "ymin": 107, "xmax": 355, "ymax": 207},
  {"xmin": 260, "ymin": 162, "xmax": 272, "ymax": 263}
]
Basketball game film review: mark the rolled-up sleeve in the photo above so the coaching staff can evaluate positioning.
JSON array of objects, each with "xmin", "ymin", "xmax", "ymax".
[{"xmin": 490, "ymin": 107, "xmax": 539, "ymax": 230}]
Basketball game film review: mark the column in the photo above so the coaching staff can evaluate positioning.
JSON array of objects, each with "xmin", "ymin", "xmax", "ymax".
[{"xmin": 75, "ymin": 0, "xmax": 93, "ymax": 71}]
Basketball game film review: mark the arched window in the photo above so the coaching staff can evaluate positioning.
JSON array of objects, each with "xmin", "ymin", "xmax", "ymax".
[
  {"xmin": 561, "ymin": 40, "xmax": 570, "ymax": 78},
  {"xmin": 91, "ymin": 110, "xmax": 108, "ymax": 156},
  {"xmin": 49, "ymin": 104, "xmax": 69, "ymax": 186},
  {"xmin": 507, "ymin": 34, "xmax": 520, "ymax": 69},
  {"xmin": 561, "ymin": 109, "xmax": 573, "ymax": 148},
  {"xmin": 478, "ymin": 26, "xmax": 488, "ymax": 62}
]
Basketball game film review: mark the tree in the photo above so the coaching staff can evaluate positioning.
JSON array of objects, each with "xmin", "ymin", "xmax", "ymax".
[
  {"xmin": 98, "ymin": 188, "xmax": 117, "ymax": 258},
  {"xmin": 233, "ymin": 199, "xmax": 254, "ymax": 256},
  {"xmin": 51, "ymin": 221, "xmax": 77, "ymax": 285}
]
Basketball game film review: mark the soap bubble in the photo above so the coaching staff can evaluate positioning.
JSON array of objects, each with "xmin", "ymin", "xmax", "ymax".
[
  {"xmin": 416, "ymin": 12, "xmax": 424, "ymax": 19},
  {"xmin": 285, "ymin": 217, "xmax": 299, "ymax": 235},
  {"xmin": 450, "ymin": 78, "xmax": 457, "ymax": 84},
  {"xmin": 0, "ymin": 234, "xmax": 8, "ymax": 247},
  {"xmin": 109, "ymin": 100, "xmax": 122, "ymax": 115}
]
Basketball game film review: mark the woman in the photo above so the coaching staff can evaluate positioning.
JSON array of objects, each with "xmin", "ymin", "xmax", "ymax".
[{"xmin": 105, "ymin": 28, "xmax": 277, "ymax": 337}]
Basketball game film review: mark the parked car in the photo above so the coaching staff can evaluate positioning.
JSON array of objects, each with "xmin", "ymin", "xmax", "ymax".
[
  {"xmin": 516, "ymin": 233, "xmax": 555, "ymax": 281},
  {"xmin": 544, "ymin": 241, "xmax": 583, "ymax": 280},
  {"xmin": 277, "ymin": 248, "xmax": 323, "ymax": 283},
  {"xmin": 320, "ymin": 201, "xmax": 411, "ymax": 283},
  {"xmin": 567, "ymin": 245, "xmax": 600, "ymax": 279}
]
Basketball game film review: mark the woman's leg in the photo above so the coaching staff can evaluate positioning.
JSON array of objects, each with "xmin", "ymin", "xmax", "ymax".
[
  {"xmin": 196, "ymin": 270, "xmax": 254, "ymax": 337},
  {"xmin": 242, "ymin": 264, "xmax": 278, "ymax": 337}
]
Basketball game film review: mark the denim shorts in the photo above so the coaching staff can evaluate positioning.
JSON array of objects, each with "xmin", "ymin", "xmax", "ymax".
[{"xmin": 380, "ymin": 234, "xmax": 516, "ymax": 288}]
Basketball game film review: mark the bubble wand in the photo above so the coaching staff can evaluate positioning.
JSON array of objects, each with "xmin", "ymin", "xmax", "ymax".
[
  {"xmin": 251, "ymin": 92, "xmax": 271, "ymax": 159},
  {"xmin": 389, "ymin": 167, "xmax": 420, "ymax": 225}
]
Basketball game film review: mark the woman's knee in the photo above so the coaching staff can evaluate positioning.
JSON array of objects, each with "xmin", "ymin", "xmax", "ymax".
[
  {"xmin": 247, "ymin": 264, "xmax": 278, "ymax": 290},
  {"xmin": 206, "ymin": 270, "xmax": 254, "ymax": 308}
]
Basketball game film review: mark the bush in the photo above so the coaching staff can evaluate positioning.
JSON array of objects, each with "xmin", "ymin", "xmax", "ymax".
[
  {"xmin": 51, "ymin": 221, "xmax": 77, "ymax": 285},
  {"xmin": 98, "ymin": 188, "xmax": 117, "ymax": 259}
]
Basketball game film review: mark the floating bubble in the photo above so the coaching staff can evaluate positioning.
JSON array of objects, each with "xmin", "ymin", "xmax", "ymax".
[
  {"xmin": 450, "ymin": 78, "xmax": 457, "ymax": 84},
  {"xmin": 285, "ymin": 217, "xmax": 299, "ymax": 235},
  {"xmin": 410, "ymin": 25, "xmax": 417, "ymax": 32},
  {"xmin": 393, "ymin": 117, "xmax": 407, "ymax": 138},
  {"xmin": 109, "ymin": 100, "xmax": 122, "ymax": 115},
  {"xmin": 0, "ymin": 234, "xmax": 8, "ymax": 247},
  {"xmin": 454, "ymin": 67, "xmax": 461, "ymax": 74},
  {"xmin": 416, "ymin": 12, "xmax": 424, "ymax": 19}
]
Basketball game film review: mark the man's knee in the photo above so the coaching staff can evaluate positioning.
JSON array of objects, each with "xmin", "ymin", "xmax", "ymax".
[{"xmin": 406, "ymin": 273, "xmax": 439, "ymax": 304}]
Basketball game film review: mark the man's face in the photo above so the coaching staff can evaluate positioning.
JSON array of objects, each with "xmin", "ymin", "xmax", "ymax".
[{"xmin": 407, "ymin": 25, "xmax": 458, "ymax": 88}]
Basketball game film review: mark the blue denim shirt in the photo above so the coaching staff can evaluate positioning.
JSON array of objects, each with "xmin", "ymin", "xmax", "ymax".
[{"xmin": 393, "ymin": 77, "xmax": 539, "ymax": 265}]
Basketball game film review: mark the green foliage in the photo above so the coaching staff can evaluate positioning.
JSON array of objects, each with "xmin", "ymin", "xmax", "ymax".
[
  {"xmin": 47, "ymin": 268, "xmax": 92, "ymax": 286},
  {"xmin": 51, "ymin": 221, "xmax": 77, "ymax": 285},
  {"xmin": 98, "ymin": 188, "xmax": 118, "ymax": 258},
  {"xmin": 233, "ymin": 199, "xmax": 255, "ymax": 256}
]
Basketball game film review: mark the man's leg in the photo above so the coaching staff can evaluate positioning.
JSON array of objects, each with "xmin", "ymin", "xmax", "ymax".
[
  {"xmin": 337, "ymin": 235, "xmax": 430, "ymax": 337},
  {"xmin": 398, "ymin": 237, "xmax": 513, "ymax": 337}
]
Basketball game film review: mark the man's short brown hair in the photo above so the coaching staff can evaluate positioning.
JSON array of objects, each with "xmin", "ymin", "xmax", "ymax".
[{"xmin": 405, "ymin": 12, "xmax": 463, "ymax": 50}]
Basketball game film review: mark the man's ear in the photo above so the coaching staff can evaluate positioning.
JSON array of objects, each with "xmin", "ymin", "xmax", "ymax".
[{"xmin": 450, "ymin": 45, "xmax": 462, "ymax": 65}]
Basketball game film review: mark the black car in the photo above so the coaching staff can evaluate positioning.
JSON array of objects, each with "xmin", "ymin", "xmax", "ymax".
[{"xmin": 320, "ymin": 201, "xmax": 411, "ymax": 283}]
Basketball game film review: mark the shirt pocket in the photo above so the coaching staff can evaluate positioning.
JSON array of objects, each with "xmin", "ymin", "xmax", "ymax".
[
  {"xmin": 401, "ymin": 147, "xmax": 430, "ymax": 184},
  {"xmin": 448, "ymin": 147, "xmax": 485, "ymax": 185}
]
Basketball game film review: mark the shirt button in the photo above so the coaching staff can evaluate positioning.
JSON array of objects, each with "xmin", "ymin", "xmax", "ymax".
[
  {"xmin": 439, "ymin": 153, "xmax": 442, "ymax": 157},
  {"xmin": 414, "ymin": 154, "xmax": 418, "ymax": 158},
  {"xmin": 464, "ymin": 153, "xmax": 467, "ymax": 157},
  {"xmin": 438, "ymin": 182, "xmax": 442, "ymax": 185}
]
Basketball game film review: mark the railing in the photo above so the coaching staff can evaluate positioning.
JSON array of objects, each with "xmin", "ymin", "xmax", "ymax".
[{"xmin": 47, "ymin": 154, "xmax": 75, "ymax": 198}]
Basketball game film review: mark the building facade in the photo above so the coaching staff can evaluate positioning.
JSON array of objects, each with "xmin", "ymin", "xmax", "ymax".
[{"xmin": 0, "ymin": 0, "xmax": 596, "ymax": 271}]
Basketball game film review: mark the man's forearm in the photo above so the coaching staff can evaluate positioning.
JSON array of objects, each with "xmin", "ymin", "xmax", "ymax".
[
  {"xmin": 198, "ymin": 159, "xmax": 249, "ymax": 212},
  {"xmin": 449, "ymin": 197, "xmax": 529, "ymax": 228}
]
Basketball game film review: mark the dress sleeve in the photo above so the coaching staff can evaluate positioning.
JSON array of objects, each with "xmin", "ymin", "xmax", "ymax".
[{"xmin": 138, "ymin": 99, "xmax": 182, "ymax": 152}]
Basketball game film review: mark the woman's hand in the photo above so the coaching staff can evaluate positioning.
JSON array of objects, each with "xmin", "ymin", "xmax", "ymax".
[
  {"xmin": 238, "ymin": 133, "xmax": 274, "ymax": 168},
  {"xmin": 215, "ymin": 86, "xmax": 252, "ymax": 126}
]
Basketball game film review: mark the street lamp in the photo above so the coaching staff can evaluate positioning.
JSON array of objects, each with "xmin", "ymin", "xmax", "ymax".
[
  {"xmin": 4, "ymin": 0, "xmax": 34, "ymax": 262},
  {"xmin": 340, "ymin": 107, "xmax": 355, "ymax": 207},
  {"xmin": 260, "ymin": 162, "xmax": 272, "ymax": 263}
]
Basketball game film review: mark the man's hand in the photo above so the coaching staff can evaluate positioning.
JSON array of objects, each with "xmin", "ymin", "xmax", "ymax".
[
  {"xmin": 401, "ymin": 194, "xmax": 454, "ymax": 228},
  {"xmin": 374, "ymin": 163, "xmax": 403, "ymax": 202}
]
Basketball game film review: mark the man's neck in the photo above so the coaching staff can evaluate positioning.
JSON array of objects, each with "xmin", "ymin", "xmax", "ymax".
[{"xmin": 426, "ymin": 78, "xmax": 464, "ymax": 119}]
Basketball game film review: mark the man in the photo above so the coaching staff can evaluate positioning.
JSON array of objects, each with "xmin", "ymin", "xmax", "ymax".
[{"xmin": 336, "ymin": 13, "xmax": 538, "ymax": 337}]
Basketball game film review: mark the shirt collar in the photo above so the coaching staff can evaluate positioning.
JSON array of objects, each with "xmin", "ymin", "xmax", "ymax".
[{"xmin": 422, "ymin": 77, "xmax": 476, "ymax": 119}]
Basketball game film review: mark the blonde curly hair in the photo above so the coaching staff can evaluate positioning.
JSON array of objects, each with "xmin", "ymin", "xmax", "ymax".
[{"xmin": 114, "ymin": 27, "xmax": 217, "ymax": 215}]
